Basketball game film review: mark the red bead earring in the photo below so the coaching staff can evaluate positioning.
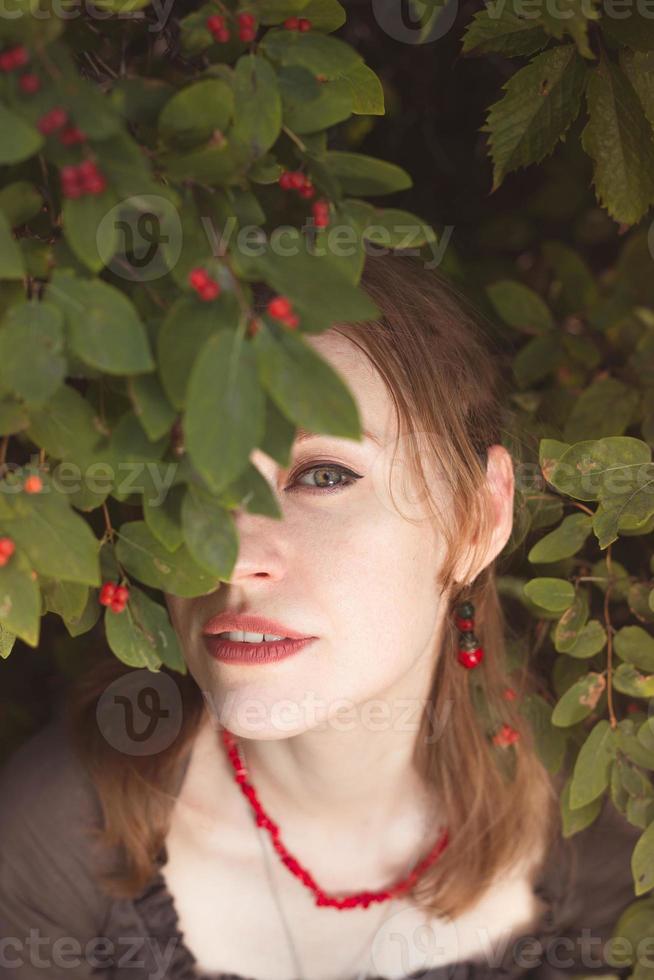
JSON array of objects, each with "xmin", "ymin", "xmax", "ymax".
[{"xmin": 455, "ymin": 600, "xmax": 484, "ymax": 669}]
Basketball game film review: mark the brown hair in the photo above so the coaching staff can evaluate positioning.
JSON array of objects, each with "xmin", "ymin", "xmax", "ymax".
[{"xmin": 66, "ymin": 252, "xmax": 561, "ymax": 919}]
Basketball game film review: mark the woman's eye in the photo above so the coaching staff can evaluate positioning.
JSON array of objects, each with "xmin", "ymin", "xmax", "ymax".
[{"xmin": 286, "ymin": 462, "xmax": 363, "ymax": 495}]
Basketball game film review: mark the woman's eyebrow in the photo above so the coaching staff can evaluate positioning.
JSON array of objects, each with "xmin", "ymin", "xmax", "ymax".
[{"xmin": 294, "ymin": 427, "xmax": 380, "ymax": 446}]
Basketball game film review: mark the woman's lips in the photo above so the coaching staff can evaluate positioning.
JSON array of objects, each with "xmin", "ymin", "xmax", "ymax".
[{"xmin": 203, "ymin": 634, "xmax": 316, "ymax": 665}]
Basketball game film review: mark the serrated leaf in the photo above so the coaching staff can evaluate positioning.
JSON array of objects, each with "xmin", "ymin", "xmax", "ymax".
[
  {"xmin": 483, "ymin": 44, "xmax": 586, "ymax": 191},
  {"xmin": 539, "ymin": 0, "xmax": 600, "ymax": 59},
  {"xmin": 581, "ymin": 54, "xmax": 654, "ymax": 226},
  {"xmin": 462, "ymin": 1, "xmax": 550, "ymax": 57}
]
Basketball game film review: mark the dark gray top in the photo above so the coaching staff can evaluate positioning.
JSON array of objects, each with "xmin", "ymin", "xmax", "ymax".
[{"xmin": 0, "ymin": 712, "xmax": 642, "ymax": 980}]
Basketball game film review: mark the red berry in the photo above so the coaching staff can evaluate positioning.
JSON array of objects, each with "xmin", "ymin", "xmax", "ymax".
[
  {"xmin": 83, "ymin": 173, "xmax": 107, "ymax": 195},
  {"xmin": 280, "ymin": 312, "xmax": 299, "ymax": 329},
  {"xmin": 11, "ymin": 45, "xmax": 29, "ymax": 68},
  {"xmin": 18, "ymin": 72, "xmax": 40, "ymax": 93},
  {"xmin": 24, "ymin": 474, "xmax": 42, "ymax": 494},
  {"xmin": 289, "ymin": 171, "xmax": 305, "ymax": 190},
  {"xmin": 312, "ymin": 200, "xmax": 330, "ymax": 227},
  {"xmin": 502, "ymin": 687, "xmax": 517, "ymax": 701},
  {"xmin": 267, "ymin": 295, "xmax": 293, "ymax": 319},
  {"xmin": 113, "ymin": 585, "xmax": 129, "ymax": 603},
  {"xmin": 239, "ymin": 26, "xmax": 256, "ymax": 41},
  {"xmin": 99, "ymin": 582, "xmax": 117, "ymax": 606},
  {"xmin": 0, "ymin": 52, "xmax": 12, "ymax": 71},
  {"xmin": 199, "ymin": 280, "xmax": 220, "ymax": 301},
  {"xmin": 492, "ymin": 723, "xmax": 520, "ymax": 748},
  {"xmin": 109, "ymin": 597, "xmax": 126, "ymax": 613},
  {"xmin": 297, "ymin": 17, "xmax": 311, "ymax": 30},
  {"xmin": 278, "ymin": 171, "xmax": 294, "ymax": 190},
  {"xmin": 59, "ymin": 125, "xmax": 86, "ymax": 145},
  {"xmin": 297, "ymin": 183, "xmax": 315, "ymax": 199},
  {"xmin": 284, "ymin": 16, "xmax": 299, "ymax": 28},
  {"xmin": 189, "ymin": 267, "xmax": 209, "ymax": 289},
  {"xmin": 37, "ymin": 106, "xmax": 68, "ymax": 134},
  {"xmin": 206, "ymin": 13, "xmax": 225, "ymax": 29},
  {"xmin": 238, "ymin": 11, "xmax": 255, "ymax": 25},
  {"xmin": 77, "ymin": 159, "xmax": 98, "ymax": 178},
  {"xmin": 0, "ymin": 537, "xmax": 15, "ymax": 559}
]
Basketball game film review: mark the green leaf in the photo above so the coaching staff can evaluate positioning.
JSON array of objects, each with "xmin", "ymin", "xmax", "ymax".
[
  {"xmin": 253, "ymin": 322, "xmax": 361, "ymax": 438},
  {"xmin": 185, "ymin": 330, "xmax": 265, "ymax": 494},
  {"xmin": 513, "ymin": 333, "xmax": 563, "ymax": 387},
  {"xmin": 615, "ymin": 626, "xmax": 654, "ymax": 673},
  {"xmin": 485, "ymin": 280, "xmax": 554, "ymax": 334},
  {"xmin": 127, "ymin": 374, "xmax": 177, "ymax": 442},
  {"xmin": 25, "ymin": 383, "xmax": 105, "ymax": 460},
  {"xmin": 157, "ymin": 294, "xmax": 240, "ymax": 409},
  {"xmin": 41, "ymin": 578, "xmax": 89, "ymax": 621},
  {"xmin": 483, "ymin": 44, "xmax": 587, "ymax": 191},
  {"xmin": 462, "ymin": 2, "xmax": 550, "ymax": 57},
  {"xmin": 569, "ymin": 719, "xmax": 617, "ymax": 808},
  {"xmin": 0, "ymin": 103, "xmax": 43, "ymax": 164},
  {"xmin": 61, "ymin": 191, "xmax": 121, "ymax": 274},
  {"xmin": 319, "ymin": 151, "xmax": 412, "ymax": 195},
  {"xmin": 0, "ymin": 549, "xmax": 40, "ymax": 647},
  {"xmin": 260, "ymin": 28, "xmax": 362, "ymax": 78},
  {"xmin": 518, "ymin": 692, "xmax": 567, "ymax": 773},
  {"xmin": 542, "ymin": 240, "xmax": 598, "ymax": 314},
  {"xmin": 523, "ymin": 577, "xmax": 575, "ymax": 612},
  {"xmin": 563, "ymin": 620, "xmax": 607, "ymax": 659},
  {"xmin": 0, "ymin": 210, "xmax": 25, "ymax": 279},
  {"xmin": 143, "ymin": 482, "xmax": 185, "ymax": 552},
  {"xmin": 632, "ymin": 819, "xmax": 654, "ymax": 895},
  {"xmin": 181, "ymin": 486, "xmax": 239, "ymax": 579},
  {"xmin": 0, "ymin": 181, "xmax": 42, "ymax": 227},
  {"xmin": 296, "ymin": 0, "xmax": 346, "ymax": 32},
  {"xmin": 561, "ymin": 776, "xmax": 603, "ymax": 836},
  {"xmin": 563, "ymin": 376, "xmax": 640, "ymax": 440},
  {"xmin": 581, "ymin": 54, "xmax": 654, "ymax": 226},
  {"xmin": 115, "ymin": 520, "xmax": 218, "ymax": 597},
  {"xmin": 539, "ymin": 0, "xmax": 600, "ymax": 59},
  {"xmin": 158, "ymin": 79, "xmax": 235, "ymax": 146},
  {"xmin": 357, "ymin": 208, "xmax": 437, "ymax": 249},
  {"xmin": 0, "ymin": 300, "xmax": 66, "ymax": 407},
  {"xmin": 280, "ymin": 70, "xmax": 352, "ymax": 133},
  {"xmin": 336, "ymin": 62, "xmax": 384, "ymax": 114},
  {"xmin": 554, "ymin": 589, "xmax": 590, "ymax": 652},
  {"xmin": 229, "ymin": 54, "xmax": 282, "ymax": 161},
  {"xmin": 528, "ymin": 513, "xmax": 593, "ymax": 563},
  {"xmin": 0, "ymin": 479, "xmax": 101, "ymax": 586},
  {"xmin": 105, "ymin": 584, "xmax": 186, "ymax": 672},
  {"xmin": 548, "ymin": 436, "xmax": 651, "ymax": 501},
  {"xmin": 0, "ymin": 622, "xmax": 16, "ymax": 659},
  {"xmin": 46, "ymin": 271, "xmax": 154, "ymax": 375},
  {"xmin": 551, "ymin": 671, "xmax": 606, "ymax": 726},
  {"xmin": 613, "ymin": 663, "xmax": 654, "ymax": 698}
]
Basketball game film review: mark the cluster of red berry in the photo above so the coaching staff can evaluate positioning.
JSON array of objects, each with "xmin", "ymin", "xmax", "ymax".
[
  {"xmin": 267, "ymin": 295, "xmax": 299, "ymax": 329},
  {"xmin": 188, "ymin": 267, "xmax": 221, "ymax": 301},
  {"xmin": 60, "ymin": 160, "xmax": 107, "ymax": 199},
  {"xmin": 283, "ymin": 16, "xmax": 312, "ymax": 29},
  {"xmin": 278, "ymin": 170, "xmax": 331, "ymax": 228},
  {"xmin": 491, "ymin": 723, "xmax": 520, "ymax": 747},
  {"xmin": 278, "ymin": 169, "xmax": 315, "ymax": 199},
  {"xmin": 206, "ymin": 10, "xmax": 257, "ymax": 43},
  {"xmin": 99, "ymin": 582, "xmax": 129, "ymax": 613},
  {"xmin": 1, "ymin": 44, "xmax": 42, "ymax": 93},
  {"xmin": 37, "ymin": 107, "xmax": 86, "ymax": 147},
  {"xmin": 0, "ymin": 537, "xmax": 15, "ymax": 567}
]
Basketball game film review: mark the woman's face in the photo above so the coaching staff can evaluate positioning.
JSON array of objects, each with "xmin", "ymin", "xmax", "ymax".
[{"xmin": 164, "ymin": 330, "xmax": 511, "ymax": 740}]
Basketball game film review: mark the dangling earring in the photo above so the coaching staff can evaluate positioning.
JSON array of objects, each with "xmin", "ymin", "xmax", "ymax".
[{"xmin": 454, "ymin": 599, "xmax": 484, "ymax": 669}]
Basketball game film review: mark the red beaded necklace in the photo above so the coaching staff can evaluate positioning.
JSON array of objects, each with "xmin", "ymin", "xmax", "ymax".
[{"xmin": 220, "ymin": 726, "xmax": 450, "ymax": 910}]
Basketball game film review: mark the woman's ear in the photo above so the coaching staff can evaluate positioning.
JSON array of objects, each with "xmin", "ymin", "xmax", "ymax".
[{"xmin": 452, "ymin": 444, "xmax": 515, "ymax": 586}]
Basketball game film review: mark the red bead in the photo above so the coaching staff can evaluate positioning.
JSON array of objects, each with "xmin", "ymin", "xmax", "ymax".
[
  {"xmin": 457, "ymin": 646, "xmax": 484, "ymax": 669},
  {"xmin": 455, "ymin": 616, "xmax": 474, "ymax": 631}
]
